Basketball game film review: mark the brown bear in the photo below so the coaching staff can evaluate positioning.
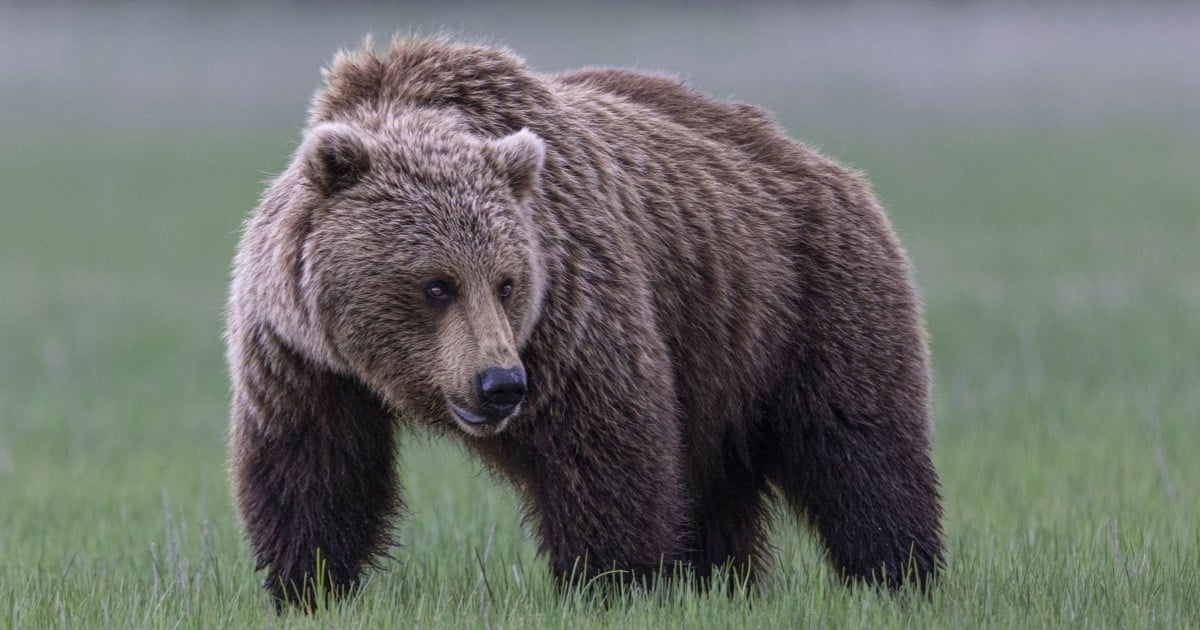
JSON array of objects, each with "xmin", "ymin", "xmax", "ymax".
[{"xmin": 226, "ymin": 37, "xmax": 943, "ymax": 608}]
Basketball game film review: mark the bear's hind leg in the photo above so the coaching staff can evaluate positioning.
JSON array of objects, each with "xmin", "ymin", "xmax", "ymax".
[{"xmin": 768, "ymin": 393, "xmax": 943, "ymax": 590}]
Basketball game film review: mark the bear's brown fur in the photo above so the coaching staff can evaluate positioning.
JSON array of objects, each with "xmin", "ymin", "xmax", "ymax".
[{"xmin": 226, "ymin": 37, "xmax": 943, "ymax": 608}]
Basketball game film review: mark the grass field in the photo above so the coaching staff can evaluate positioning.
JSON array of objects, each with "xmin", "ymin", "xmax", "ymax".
[{"xmin": 2, "ymin": 10, "xmax": 1199, "ymax": 626}]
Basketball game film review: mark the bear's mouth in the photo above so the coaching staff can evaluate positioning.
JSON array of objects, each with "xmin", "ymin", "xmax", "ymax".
[
  {"xmin": 447, "ymin": 398, "xmax": 515, "ymax": 435},
  {"xmin": 449, "ymin": 401, "xmax": 491, "ymax": 425}
]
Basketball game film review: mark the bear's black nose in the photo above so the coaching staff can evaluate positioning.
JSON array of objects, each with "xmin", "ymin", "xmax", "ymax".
[{"xmin": 477, "ymin": 366, "xmax": 526, "ymax": 417}]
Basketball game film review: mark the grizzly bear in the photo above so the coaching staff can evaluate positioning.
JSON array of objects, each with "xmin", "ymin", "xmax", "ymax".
[{"xmin": 226, "ymin": 37, "xmax": 943, "ymax": 608}]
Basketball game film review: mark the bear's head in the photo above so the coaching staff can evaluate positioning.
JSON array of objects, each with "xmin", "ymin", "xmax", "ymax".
[{"xmin": 282, "ymin": 117, "xmax": 547, "ymax": 437}]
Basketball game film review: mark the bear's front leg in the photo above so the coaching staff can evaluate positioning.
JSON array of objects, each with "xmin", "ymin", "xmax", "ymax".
[
  {"xmin": 531, "ymin": 424, "xmax": 688, "ymax": 587},
  {"xmin": 508, "ymin": 349, "xmax": 689, "ymax": 589},
  {"xmin": 229, "ymin": 322, "xmax": 401, "ymax": 610}
]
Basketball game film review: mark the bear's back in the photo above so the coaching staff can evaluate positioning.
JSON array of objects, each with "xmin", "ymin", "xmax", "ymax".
[
  {"xmin": 554, "ymin": 68, "xmax": 802, "ymax": 171},
  {"xmin": 541, "ymin": 68, "xmax": 815, "ymax": 439}
]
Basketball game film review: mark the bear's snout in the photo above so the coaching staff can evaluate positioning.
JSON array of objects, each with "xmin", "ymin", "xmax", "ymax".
[{"xmin": 476, "ymin": 366, "xmax": 526, "ymax": 418}]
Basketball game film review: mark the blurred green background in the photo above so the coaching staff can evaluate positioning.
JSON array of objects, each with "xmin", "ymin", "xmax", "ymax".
[{"xmin": 1, "ymin": 2, "xmax": 1197, "ymax": 627}]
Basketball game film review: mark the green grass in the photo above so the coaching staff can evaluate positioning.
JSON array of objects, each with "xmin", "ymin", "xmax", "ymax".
[{"xmin": 2, "ymin": 114, "xmax": 1197, "ymax": 628}]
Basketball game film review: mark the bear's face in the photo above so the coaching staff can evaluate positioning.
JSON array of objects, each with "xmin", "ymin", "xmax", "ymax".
[{"xmin": 298, "ymin": 120, "xmax": 546, "ymax": 437}]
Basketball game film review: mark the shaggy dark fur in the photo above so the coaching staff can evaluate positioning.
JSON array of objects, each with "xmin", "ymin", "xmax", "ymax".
[{"xmin": 226, "ymin": 37, "xmax": 943, "ymax": 609}]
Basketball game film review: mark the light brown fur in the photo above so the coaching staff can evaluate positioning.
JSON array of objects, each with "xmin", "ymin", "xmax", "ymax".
[{"xmin": 227, "ymin": 37, "xmax": 943, "ymax": 608}]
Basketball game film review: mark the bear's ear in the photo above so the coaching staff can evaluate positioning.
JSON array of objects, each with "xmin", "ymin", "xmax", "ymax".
[
  {"xmin": 490, "ymin": 128, "xmax": 545, "ymax": 202},
  {"xmin": 300, "ymin": 122, "xmax": 372, "ymax": 195}
]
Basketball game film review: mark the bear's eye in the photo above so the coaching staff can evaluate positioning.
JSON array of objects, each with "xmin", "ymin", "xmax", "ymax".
[
  {"xmin": 425, "ymin": 281, "xmax": 453, "ymax": 302},
  {"xmin": 498, "ymin": 280, "xmax": 514, "ymax": 301}
]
